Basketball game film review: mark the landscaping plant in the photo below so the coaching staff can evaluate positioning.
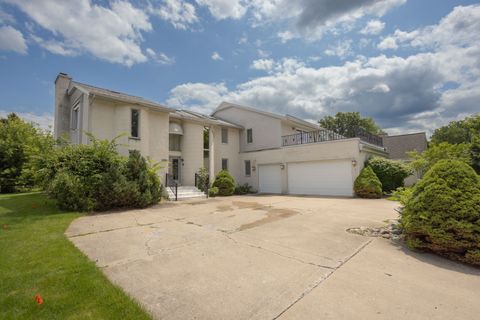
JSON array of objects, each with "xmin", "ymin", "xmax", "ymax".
[
  {"xmin": 354, "ymin": 166, "xmax": 382, "ymax": 198},
  {"xmin": 366, "ymin": 156, "xmax": 413, "ymax": 193},
  {"xmin": 234, "ymin": 183, "xmax": 254, "ymax": 195},
  {"xmin": 208, "ymin": 186, "xmax": 219, "ymax": 197},
  {"xmin": 400, "ymin": 159, "xmax": 480, "ymax": 266},
  {"xmin": 212, "ymin": 170, "xmax": 236, "ymax": 196}
]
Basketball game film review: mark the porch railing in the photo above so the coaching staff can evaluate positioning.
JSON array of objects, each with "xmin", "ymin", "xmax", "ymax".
[{"xmin": 165, "ymin": 173, "xmax": 178, "ymax": 201}]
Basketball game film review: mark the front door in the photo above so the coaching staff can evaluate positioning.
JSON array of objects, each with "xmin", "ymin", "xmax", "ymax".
[{"xmin": 170, "ymin": 157, "xmax": 181, "ymax": 184}]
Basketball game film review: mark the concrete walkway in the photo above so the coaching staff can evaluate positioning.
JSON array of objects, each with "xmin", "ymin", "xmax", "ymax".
[{"xmin": 66, "ymin": 196, "xmax": 480, "ymax": 320}]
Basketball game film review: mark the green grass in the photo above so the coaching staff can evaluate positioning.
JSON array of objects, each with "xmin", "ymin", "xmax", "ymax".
[{"xmin": 0, "ymin": 192, "xmax": 152, "ymax": 320}]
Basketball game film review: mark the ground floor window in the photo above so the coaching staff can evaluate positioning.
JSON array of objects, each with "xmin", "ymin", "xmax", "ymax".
[
  {"xmin": 245, "ymin": 160, "xmax": 251, "ymax": 176},
  {"xmin": 222, "ymin": 158, "xmax": 228, "ymax": 171}
]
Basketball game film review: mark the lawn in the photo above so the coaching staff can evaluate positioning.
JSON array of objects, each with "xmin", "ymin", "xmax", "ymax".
[{"xmin": 0, "ymin": 192, "xmax": 151, "ymax": 319}]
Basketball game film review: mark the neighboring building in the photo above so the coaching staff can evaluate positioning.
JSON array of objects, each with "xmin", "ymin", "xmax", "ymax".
[
  {"xmin": 54, "ymin": 73, "xmax": 388, "ymax": 198},
  {"xmin": 382, "ymin": 132, "xmax": 428, "ymax": 186}
]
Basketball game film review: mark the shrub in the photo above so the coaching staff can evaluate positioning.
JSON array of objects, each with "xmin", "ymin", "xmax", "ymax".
[
  {"xmin": 212, "ymin": 170, "xmax": 235, "ymax": 196},
  {"xmin": 234, "ymin": 183, "xmax": 253, "ymax": 195},
  {"xmin": 400, "ymin": 160, "xmax": 480, "ymax": 266},
  {"xmin": 408, "ymin": 142, "xmax": 472, "ymax": 175},
  {"xmin": 208, "ymin": 187, "xmax": 219, "ymax": 197},
  {"xmin": 196, "ymin": 167, "xmax": 209, "ymax": 192},
  {"xmin": 45, "ymin": 138, "xmax": 162, "ymax": 212},
  {"xmin": 366, "ymin": 157, "xmax": 413, "ymax": 193},
  {"xmin": 354, "ymin": 166, "xmax": 382, "ymax": 198},
  {"xmin": 389, "ymin": 187, "xmax": 413, "ymax": 206}
]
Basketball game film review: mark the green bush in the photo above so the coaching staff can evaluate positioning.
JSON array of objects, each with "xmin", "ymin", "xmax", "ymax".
[
  {"xmin": 400, "ymin": 160, "xmax": 480, "ymax": 266},
  {"xmin": 212, "ymin": 170, "xmax": 235, "ymax": 196},
  {"xmin": 354, "ymin": 166, "xmax": 382, "ymax": 198},
  {"xmin": 208, "ymin": 187, "xmax": 219, "ymax": 197},
  {"xmin": 196, "ymin": 167, "xmax": 209, "ymax": 192},
  {"xmin": 366, "ymin": 157, "xmax": 413, "ymax": 193},
  {"xmin": 45, "ymin": 138, "xmax": 162, "ymax": 212},
  {"xmin": 234, "ymin": 183, "xmax": 254, "ymax": 195},
  {"xmin": 389, "ymin": 187, "xmax": 413, "ymax": 206}
]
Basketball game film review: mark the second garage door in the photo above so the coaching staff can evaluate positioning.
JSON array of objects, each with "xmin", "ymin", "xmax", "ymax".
[
  {"xmin": 288, "ymin": 160, "xmax": 353, "ymax": 196},
  {"xmin": 258, "ymin": 164, "xmax": 282, "ymax": 194}
]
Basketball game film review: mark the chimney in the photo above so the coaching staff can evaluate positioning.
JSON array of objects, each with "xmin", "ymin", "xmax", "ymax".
[{"xmin": 54, "ymin": 73, "xmax": 72, "ymax": 139}]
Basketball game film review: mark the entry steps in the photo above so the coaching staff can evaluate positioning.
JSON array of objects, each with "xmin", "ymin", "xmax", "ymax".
[{"xmin": 166, "ymin": 186, "xmax": 207, "ymax": 201}]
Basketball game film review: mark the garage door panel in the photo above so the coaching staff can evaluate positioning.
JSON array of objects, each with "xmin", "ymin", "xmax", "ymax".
[
  {"xmin": 288, "ymin": 161, "xmax": 352, "ymax": 196},
  {"xmin": 259, "ymin": 164, "xmax": 282, "ymax": 194}
]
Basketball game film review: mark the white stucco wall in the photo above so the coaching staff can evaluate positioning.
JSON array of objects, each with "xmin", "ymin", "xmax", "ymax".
[
  {"xmin": 211, "ymin": 126, "xmax": 241, "ymax": 181},
  {"xmin": 213, "ymin": 107, "xmax": 282, "ymax": 152},
  {"xmin": 180, "ymin": 121, "xmax": 204, "ymax": 185}
]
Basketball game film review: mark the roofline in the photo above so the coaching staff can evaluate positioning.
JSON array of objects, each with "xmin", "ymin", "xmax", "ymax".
[
  {"xmin": 71, "ymin": 81, "xmax": 173, "ymax": 113},
  {"xmin": 383, "ymin": 132, "xmax": 427, "ymax": 138},
  {"xmin": 170, "ymin": 110, "xmax": 243, "ymax": 129},
  {"xmin": 212, "ymin": 101, "xmax": 318, "ymax": 130}
]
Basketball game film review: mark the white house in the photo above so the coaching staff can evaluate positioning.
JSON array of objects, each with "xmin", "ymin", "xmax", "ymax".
[{"xmin": 54, "ymin": 73, "xmax": 387, "ymax": 199}]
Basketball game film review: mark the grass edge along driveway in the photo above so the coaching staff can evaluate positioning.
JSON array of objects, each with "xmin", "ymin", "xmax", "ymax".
[{"xmin": 0, "ymin": 192, "xmax": 151, "ymax": 320}]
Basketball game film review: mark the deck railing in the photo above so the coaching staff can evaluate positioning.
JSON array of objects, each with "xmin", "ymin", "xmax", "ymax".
[
  {"xmin": 165, "ymin": 173, "xmax": 178, "ymax": 201},
  {"xmin": 282, "ymin": 128, "xmax": 383, "ymax": 147}
]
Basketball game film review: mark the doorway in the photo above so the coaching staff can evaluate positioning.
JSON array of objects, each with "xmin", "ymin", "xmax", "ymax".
[{"xmin": 169, "ymin": 157, "xmax": 181, "ymax": 184}]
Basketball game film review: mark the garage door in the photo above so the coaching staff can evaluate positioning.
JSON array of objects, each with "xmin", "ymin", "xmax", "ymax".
[
  {"xmin": 288, "ymin": 160, "xmax": 353, "ymax": 196},
  {"xmin": 259, "ymin": 164, "xmax": 282, "ymax": 194}
]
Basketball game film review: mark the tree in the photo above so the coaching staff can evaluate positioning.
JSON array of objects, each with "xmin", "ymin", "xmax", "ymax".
[
  {"xmin": 366, "ymin": 157, "xmax": 413, "ymax": 192},
  {"xmin": 0, "ymin": 113, "xmax": 54, "ymax": 192},
  {"xmin": 408, "ymin": 142, "xmax": 472, "ymax": 174},
  {"xmin": 319, "ymin": 112, "xmax": 383, "ymax": 137}
]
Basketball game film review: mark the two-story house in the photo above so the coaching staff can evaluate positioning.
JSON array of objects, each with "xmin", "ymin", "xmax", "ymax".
[{"xmin": 54, "ymin": 73, "xmax": 387, "ymax": 199}]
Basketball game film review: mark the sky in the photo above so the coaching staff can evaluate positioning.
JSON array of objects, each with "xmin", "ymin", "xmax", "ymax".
[{"xmin": 0, "ymin": 0, "xmax": 479, "ymax": 135}]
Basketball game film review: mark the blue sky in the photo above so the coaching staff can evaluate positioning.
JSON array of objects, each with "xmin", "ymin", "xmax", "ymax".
[{"xmin": 0, "ymin": 0, "xmax": 479, "ymax": 134}]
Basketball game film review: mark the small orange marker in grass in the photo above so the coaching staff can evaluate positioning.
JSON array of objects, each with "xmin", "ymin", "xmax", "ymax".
[
  {"xmin": 2, "ymin": 224, "xmax": 7, "ymax": 230},
  {"xmin": 35, "ymin": 294, "xmax": 43, "ymax": 305},
  {"xmin": 31, "ymin": 203, "xmax": 37, "ymax": 209}
]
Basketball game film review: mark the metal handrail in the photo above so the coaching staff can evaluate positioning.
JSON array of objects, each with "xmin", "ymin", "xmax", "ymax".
[
  {"xmin": 282, "ymin": 127, "xmax": 383, "ymax": 147},
  {"xmin": 165, "ymin": 173, "xmax": 178, "ymax": 201}
]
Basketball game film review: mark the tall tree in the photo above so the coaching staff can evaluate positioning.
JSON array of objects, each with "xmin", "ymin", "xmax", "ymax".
[{"xmin": 318, "ymin": 112, "xmax": 383, "ymax": 137}]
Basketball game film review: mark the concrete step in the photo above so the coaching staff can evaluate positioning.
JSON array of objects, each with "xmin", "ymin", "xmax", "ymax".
[{"xmin": 166, "ymin": 186, "xmax": 207, "ymax": 201}]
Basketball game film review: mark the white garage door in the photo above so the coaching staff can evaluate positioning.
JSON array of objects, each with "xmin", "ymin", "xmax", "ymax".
[
  {"xmin": 288, "ymin": 160, "xmax": 353, "ymax": 196},
  {"xmin": 259, "ymin": 164, "xmax": 282, "ymax": 194}
]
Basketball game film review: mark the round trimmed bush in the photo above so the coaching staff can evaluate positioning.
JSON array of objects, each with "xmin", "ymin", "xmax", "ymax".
[
  {"xmin": 366, "ymin": 157, "xmax": 413, "ymax": 193},
  {"xmin": 354, "ymin": 166, "xmax": 382, "ymax": 198},
  {"xmin": 401, "ymin": 160, "xmax": 480, "ymax": 266},
  {"xmin": 212, "ymin": 170, "xmax": 235, "ymax": 196}
]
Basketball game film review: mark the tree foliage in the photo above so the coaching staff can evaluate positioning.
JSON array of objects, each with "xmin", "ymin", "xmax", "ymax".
[
  {"xmin": 0, "ymin": 113, "xmax": 54, "ymax": 193},
  {"xmin": 400, "ymin": 160, "xmax": 480, "ymax": 266},
  {"xmin": 212, "ymin": 170, "xmax": 236, "ymax": 196},
  {"xmin": 366, "ymin": 157, "xmax": 413, "ymax": 192},
  {"xmin": 354, "ymin": 166, "xmax": 382, "ymax": 198},
  {"xmin": 408, "ymin": 142, "xmax": 472, "ymax": 174},
  {"xmin": 318, "ymin": 112, "xmax": 383, "ymax": 137}
]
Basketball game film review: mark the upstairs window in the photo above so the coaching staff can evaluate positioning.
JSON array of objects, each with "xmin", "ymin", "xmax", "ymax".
[
  {"xmin": 221, "ymin": 127, "xmax": 228, "ymax": 144},
  {"xmin": 247, "ymin": 128, "xmax": 253, "ymax": 144},
  {"xmin": 222, "ymin": 158, "xmax": 228, "ymax": 171},
  {"xmin": 245, "ymin": 160, "xmax": 251, "ymax": 176},
  {"xmin": 169, "ymin": 134, "xmax": 181, "ymax": 151},
  {"xmin": 71, "ymin": 106, "xmax": 79, "ymax": 130},
  {"xmin": 131, "ymin": 109, "xmax": 140, "ymax": 138}
]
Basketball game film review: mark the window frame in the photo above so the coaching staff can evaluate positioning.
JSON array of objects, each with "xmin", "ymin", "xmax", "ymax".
[
  {"xmin": 131, "ymin": 109, "xmax": 140, "ymax": 139},
  {"xmin": 246, "ymin": 128, "xmax": 253, "ymax": 144},
  {"xmin": 222, "ymin": 158, "xmax": 228, "ymax": 171},
  {"xmin": 245, "ymin": 160, "xmax": 251, "ymax": 176},
  {"xmin": 221, "ymin": 127, "xmax": 228, "ymax": 144},
  {"xmin": 169, "ymin": 134, "xmax": 181, "ymax": 151},
  {"xmin": 71, "ymin": 104, "xmax": 79, "ymax": 130}
]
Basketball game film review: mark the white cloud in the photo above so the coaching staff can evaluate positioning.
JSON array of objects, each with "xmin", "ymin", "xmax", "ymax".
[
  {"xmin": 377, "ymin": 36, "xmax": 398, "ymax": 50},
  {"xmin": 0, "ymin": 8, "xmax": 15, "ymax": 24},
  {"xmin": 249, "ymin": 0, "xmax": 405, "ymax": 40},
  {"xmin": 5, "ymin": 0, "xmax": 152, "ymax": 66},
  {"xmin": 250, "ymin": 58, "xmax": 274, "ymax": 72},
  {"xmin": 324, "ymin": 39, "xmax": 353, "ymax": 58},
  {"xmin": 0, "ymin": 110, "xmax": 54, "ymax": 130},
  {"xmin": 167, "ymin": 6, "xmax": 480, "ymax": 134},
  {"xmin": 146, "ymin": 48, "xmax": 175, "ymax": 65},
  {"xmin": 195, "ymin": 0, "xmax": 247, "ymax": 20},
  {"xmin": 360, "ymin": 19, "xmax": 385, "ymax": 35},
  {"xmin": 238, "ymin": 34, "xmax": 248, "ymax": 44},
  {"xmin": 151, "ymin": 0, "xmax": 198, "ymax": 30},
  {"xmin": 211, "ymin": 51, "xmax": 223, "ymax": 60},
  {"xmin": 0, "ymin": 25, "xmax": 27, "ymax": 54},
  {"xmin": 277, "ymin": 30, "xmax": 295, "ymax": 43}
]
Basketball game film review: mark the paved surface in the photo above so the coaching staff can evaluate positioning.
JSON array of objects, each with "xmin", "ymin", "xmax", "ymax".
[{"xmin": 66, "ymin": 196, "xmax": 480, "ymax": 320}]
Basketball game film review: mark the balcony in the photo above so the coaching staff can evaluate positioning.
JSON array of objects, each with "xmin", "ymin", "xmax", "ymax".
[{"xmin": 282, "ymin": 127, "xmax": 384, "ymax": 147}]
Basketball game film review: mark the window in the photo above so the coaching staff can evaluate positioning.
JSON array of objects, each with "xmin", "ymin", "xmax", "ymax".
[
  {"xmin": 221, "ymin": 127, "xmax": 228, "ymax": 144},
  {"xmin": 247, "ymin": 128, "xmax": 253, "ymax": 143},
  {"xmin": 71, "ymin": 106, "xmax": 79, "ymax": 130},
  {"xmin": 222, "ymin": 158, "xmax": 228, "ymax": 171},
  {"xmin": 131, "ymin": 109, "xmax": 140, "ymax": 138},
  {"xmin": 169, "ymin": 134, "xmax": 181, "ymax": 151},
  {"xmin": 245, "ymin": 160, "xmax": 251, "ymax": 176}
]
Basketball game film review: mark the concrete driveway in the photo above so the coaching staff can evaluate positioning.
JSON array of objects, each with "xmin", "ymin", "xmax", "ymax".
[{"xmin": 66, "ymin": 196, "xmax": 480, "ymax": 320}]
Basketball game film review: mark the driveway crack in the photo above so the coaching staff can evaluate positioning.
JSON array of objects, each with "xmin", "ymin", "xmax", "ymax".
[{"xmin": 271, "ymin": 239, "xmax": 374, "ymax": 320}]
